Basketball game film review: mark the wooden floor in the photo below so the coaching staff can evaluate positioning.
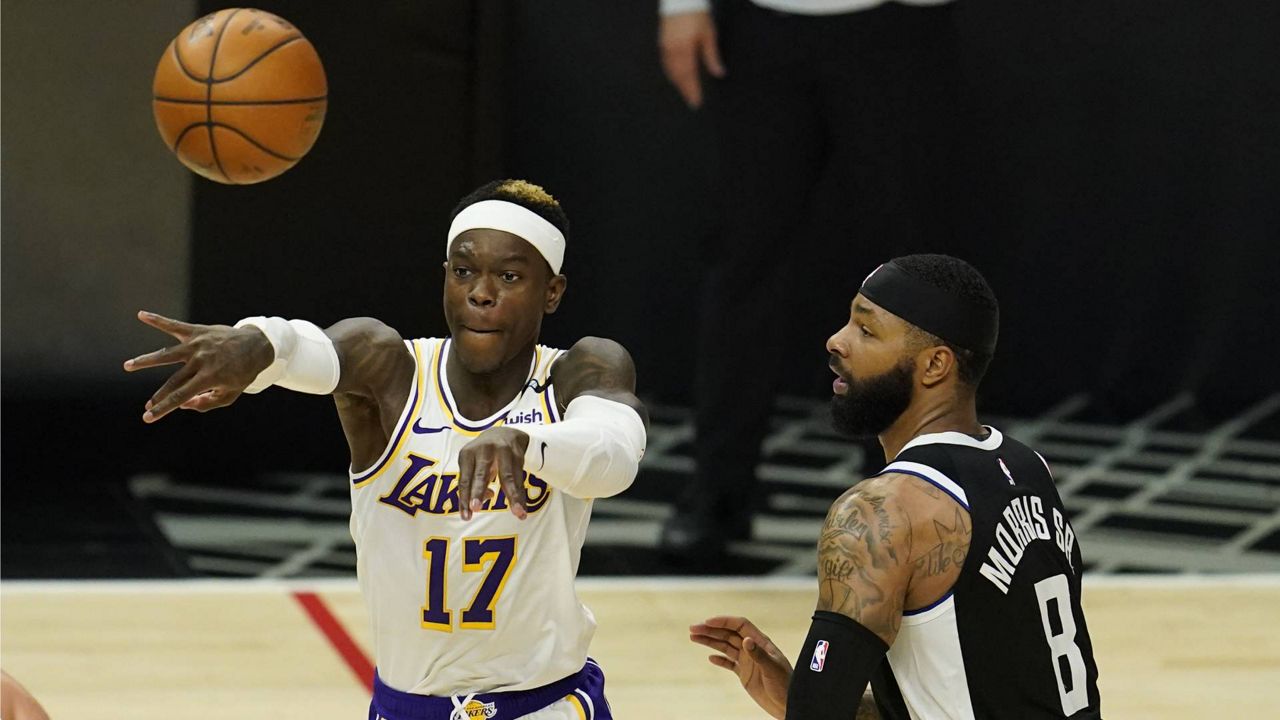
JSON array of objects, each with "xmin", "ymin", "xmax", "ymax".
[{"xmin": 2, "ymin": 576, "xmax": 1278, "ymax": 718}]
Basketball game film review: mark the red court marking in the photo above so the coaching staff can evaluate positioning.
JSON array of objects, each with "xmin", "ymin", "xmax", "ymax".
[{"xmin": 293, "ymin": 591, "xmax": 375, "ymax": 692}]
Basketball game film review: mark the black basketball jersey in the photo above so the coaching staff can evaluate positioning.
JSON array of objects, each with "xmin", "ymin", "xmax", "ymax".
[{"xmin": 868, "ymin": 427, "xmax": 1102, "ymax": 719}]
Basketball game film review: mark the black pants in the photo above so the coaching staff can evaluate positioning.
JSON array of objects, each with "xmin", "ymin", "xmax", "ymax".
[{"xmin": 686, "ymin": 0, "xmax": 966, "ymax": 527}]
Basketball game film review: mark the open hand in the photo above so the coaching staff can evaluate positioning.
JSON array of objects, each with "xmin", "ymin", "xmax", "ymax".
[
  {"xmin": 123, "ymin": 310, "xmax": 274, "ymax": 423},
  {"xmin": 690, "ymin": 615, "xmax": 793, "ymax": 719},
  {"xmin": 457, "ymin": 426, "xmax": 532, "ymax": 521}
]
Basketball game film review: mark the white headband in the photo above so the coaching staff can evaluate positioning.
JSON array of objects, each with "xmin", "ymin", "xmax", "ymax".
[{"xmin": 447, "ymin": 199, "xmax": 566, "ymax": 274}]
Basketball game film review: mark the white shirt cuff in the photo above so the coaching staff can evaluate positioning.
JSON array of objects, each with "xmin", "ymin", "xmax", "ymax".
[{"xmin": 660, "ymin": 0, "xmax": 711, "ymax": 16}]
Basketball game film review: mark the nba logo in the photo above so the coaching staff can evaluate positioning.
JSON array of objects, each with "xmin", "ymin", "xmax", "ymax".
[
  {"xmin": 810, "ymin": 640, "xmax": 829, "ymax": 672},
  {"xmin": 998, "ymin": 457, "xmax": 1015, "ymax": 485}
]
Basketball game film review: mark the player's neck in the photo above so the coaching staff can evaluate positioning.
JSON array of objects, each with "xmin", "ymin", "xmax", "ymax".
[
  {"xmin": 445, "ymin": 343, "xmax": 536, "ymax": 420},
  {"xmin": 879, "ymin": 394, "xmax": 983, "ymax": 461}
]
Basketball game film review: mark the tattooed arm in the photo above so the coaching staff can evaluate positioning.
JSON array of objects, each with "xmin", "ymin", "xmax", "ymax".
[
  {"xmin": 817, "ymin": 472, "xmax": 971, "ymax": 643},
  {"xmin": 816, "ymin": 475, "xmax": 915, "ymax": 644},
  {"xmin": 778, "ymin": 473, "xmax": 971, "ymax": 718}
]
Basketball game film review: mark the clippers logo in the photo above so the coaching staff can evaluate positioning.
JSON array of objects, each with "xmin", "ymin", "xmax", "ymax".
[
  {"xmin": 998, "ymin": 457, "xmax": 1015, "ymax": 485},
  {"xmin": 810, "ymin": 639, "xmax": 829, "ymax": 672}
]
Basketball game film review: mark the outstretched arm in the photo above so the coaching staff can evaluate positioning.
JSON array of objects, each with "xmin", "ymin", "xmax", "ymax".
[
  {"xmin": 124, "ymin": 312, "xmax": 412, "ymax": 428},
  {"xmin": 455, "ymin": 336, "xmax": 649, "ymax": 520}
]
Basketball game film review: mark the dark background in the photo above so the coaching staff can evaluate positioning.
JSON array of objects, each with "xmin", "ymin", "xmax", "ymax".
[{"xmin": 4, "ymin": 0, "xmax": 1278, "ymax": 576}]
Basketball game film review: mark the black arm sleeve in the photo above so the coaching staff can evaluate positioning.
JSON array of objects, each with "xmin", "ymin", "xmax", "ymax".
[{"xmin": 785, "ymin": 611, "xmax": 889, "ymax": 720}]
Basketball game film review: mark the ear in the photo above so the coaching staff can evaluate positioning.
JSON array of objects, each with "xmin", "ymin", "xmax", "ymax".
[
  {"xmin": 544, "ymin": 273, "xmax": 567, "ymax": 314},
  {"xmin": 919, "ymin": 345, "xmax": 958, "ymax": 388}
]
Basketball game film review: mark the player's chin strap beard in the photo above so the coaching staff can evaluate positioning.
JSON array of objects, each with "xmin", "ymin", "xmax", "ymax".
[{"xmin": 449, "ymin": 692, "xmax": 477, "ymax": 720}]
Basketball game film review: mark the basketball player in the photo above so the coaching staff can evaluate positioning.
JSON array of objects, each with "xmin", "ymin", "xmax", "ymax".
[
  {"xmin": 689, "ymin": 255, "xmax": 1102, "ymax": 718},
  {"xmin": 125, "ymin": 180, "xmax": 646, "ymax": 720}
]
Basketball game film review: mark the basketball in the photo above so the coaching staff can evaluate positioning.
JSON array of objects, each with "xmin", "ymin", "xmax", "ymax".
[{"xmin": 152, "ymin": 8, "xmax": 326, "ymax": 184}]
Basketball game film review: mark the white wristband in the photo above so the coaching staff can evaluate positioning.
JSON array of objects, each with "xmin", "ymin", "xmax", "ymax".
[{"xmin": 234, "ymin": 317, "xmax": 340, "ymax": 395}]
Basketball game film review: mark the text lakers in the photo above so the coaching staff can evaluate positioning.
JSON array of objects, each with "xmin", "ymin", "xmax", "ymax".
[{"xmin": 379, "ymin": 454, "xmax": 552, "ymax": 517}]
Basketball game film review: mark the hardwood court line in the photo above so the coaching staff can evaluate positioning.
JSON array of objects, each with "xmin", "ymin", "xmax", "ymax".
[{"xmin": 293, "ymin": 590, "xmax": 375, "ymax": 692}]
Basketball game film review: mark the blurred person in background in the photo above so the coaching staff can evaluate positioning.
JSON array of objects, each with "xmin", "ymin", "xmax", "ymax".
[{"xmin": 657, "ymin": 0, "xmax": 967, "ymax": 559}]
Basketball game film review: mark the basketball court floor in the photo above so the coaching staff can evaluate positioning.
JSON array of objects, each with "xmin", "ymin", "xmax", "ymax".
[
  {"xmin": 3, "ymin": 576, "xmax": 1277, "ymax": 718},
  {"xmin": 4, "ymin": 394, "xmax": 1279, "ymax": 716}
]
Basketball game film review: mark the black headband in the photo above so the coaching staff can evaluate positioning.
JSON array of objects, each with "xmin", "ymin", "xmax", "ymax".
[{"xmin": 859, "ymin": 262, "xmax": 999, "ymax": 354}]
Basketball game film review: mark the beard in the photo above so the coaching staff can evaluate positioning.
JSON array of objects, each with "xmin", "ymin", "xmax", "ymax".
[{"xmin": 830, "ymin": 357, "xmax": 915, "ymax": 438}]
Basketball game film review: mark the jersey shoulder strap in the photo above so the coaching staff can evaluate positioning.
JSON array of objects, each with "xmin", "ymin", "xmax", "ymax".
[{"xmin": 879, "ymin": 450, "xmax": 971, "ymax": 510}]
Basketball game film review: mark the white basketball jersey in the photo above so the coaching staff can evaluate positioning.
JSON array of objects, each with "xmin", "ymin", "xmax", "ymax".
[{"xmin": 349, "ymin": 337, "xmax": 596, "ymax": 696}]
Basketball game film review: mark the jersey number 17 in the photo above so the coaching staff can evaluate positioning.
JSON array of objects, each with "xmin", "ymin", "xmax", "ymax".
[{"xmin": 420, "ymin": 535, "xmax": 517, "ymax": 632}]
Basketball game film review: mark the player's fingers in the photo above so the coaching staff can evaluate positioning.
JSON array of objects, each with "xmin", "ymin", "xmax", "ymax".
[
  {"xmin": 466, "ymin": 447, "xmax": 494, "ymax": 520},
  {"xmin": 198, "ymin": 393, "xmax": 240, "ymax": 412},
  {"xmin": 137, "ymin": 310, "xmax": 198, "ymax": 341},
  {"xmin": 182, "ymin": 388, "xmax": 239, "ymax": 412},
  {"xmin": 689, "ymin": 634, "xmax": 740, "ymax": 659},
  {"xmin": 496, "ymin": 449, "xmax": 527, "ymax": 520},
  {"xmin": 146, "ymin": 372, "xmax": 212, "ymax": 423},
  {"xmin": 458, "ymin": 448, "xmax": 477, "ymax": 520},
  {"xmin": 689, "ymin": 626, "xmax": 744, "ymax": 648},
  {"xmin": 745, "ymin": 636, "xmax": 790, "ymax": 672},
  {"xmin": 124, "ymin": 344, "xmax": 189, "ymax": 372},
  {"xmin": 146, "ymin": 365, "xmax": 196, "ymax": 414},
  {"xmin": 707, "ymin": 655, "xmax": 737, "ymax": 672},
  {"xmin": 180, "ymin": 390, "xmax": 215, "ymax": 410},
  {"xmin": 700, "ymin": 616, "xmax": 751, "ymax": 633},
  {"xmin": 741, "ymin": 621, "xmax": 782, "ymax": 655},
  {"xmin": 742, "ymin": 637, "xmax": 770, "ymax": 675}
]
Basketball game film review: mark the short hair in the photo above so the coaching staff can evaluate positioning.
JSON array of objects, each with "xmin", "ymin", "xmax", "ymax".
[
  {"xmin": 451, "ymin": 179, "xmax": 570, "ymax": 245},
  {"xmin": 892, "ymin": 254, "xmax": 999, "ymax": 387}
]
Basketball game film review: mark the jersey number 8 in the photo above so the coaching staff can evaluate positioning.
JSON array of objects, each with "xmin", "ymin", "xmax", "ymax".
[{"xmin": 1034, "ymin": 574, "xmax": 1088, "ymax": 714}]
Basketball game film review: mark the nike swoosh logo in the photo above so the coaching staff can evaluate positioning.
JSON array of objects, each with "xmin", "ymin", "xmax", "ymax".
[
  {"xmin": 412, "ymin": 420, "xmax": 452, "ymax": 435},
  {"xmin": 536, "ymin": 441, "xmax": 548, "ymax": 470}
]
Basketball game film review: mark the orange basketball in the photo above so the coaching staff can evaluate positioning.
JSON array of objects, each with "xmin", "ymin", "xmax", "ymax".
[{"xmin": 152, "ymin": 8, "xmax": 327, "ymax": 184}]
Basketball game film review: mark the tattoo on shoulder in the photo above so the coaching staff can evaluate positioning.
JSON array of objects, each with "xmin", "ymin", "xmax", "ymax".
[
  {"xmin": 912, "ymin": 505, "xmax": 972, "ymax": 579},
  {"xmin": 816, "ymin": 483, "xmax": 910, "ymax": 640}
]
